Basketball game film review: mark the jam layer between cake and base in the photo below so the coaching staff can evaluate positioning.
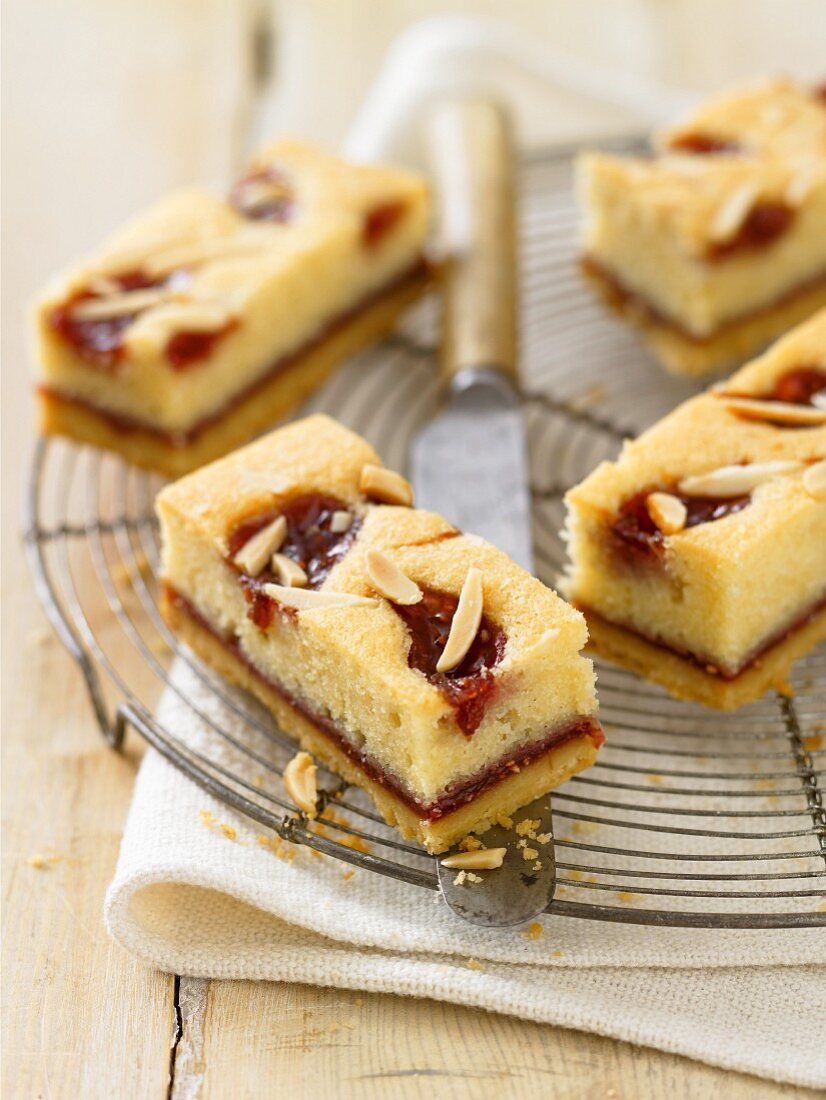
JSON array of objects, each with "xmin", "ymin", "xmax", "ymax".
[
  {"xmin": 582, "ymin": 256, "xmax": 826, "ymax": 375},
  {"xmin": 165, "ymin": 586, "xmax": 604, "ymax": 828}
]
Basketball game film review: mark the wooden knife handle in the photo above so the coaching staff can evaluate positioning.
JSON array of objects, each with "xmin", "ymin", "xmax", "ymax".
[{"xmin": 425, "ymin": 99, "xmax": 518, "ymax": 386}]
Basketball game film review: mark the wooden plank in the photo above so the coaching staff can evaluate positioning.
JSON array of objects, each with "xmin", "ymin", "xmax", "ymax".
[{"xmin": 197, "ymin": 981, "xmax": 817, "ymax": 1100}]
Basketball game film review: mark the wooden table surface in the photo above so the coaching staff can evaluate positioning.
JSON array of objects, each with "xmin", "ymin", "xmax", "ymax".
[{"xmin": 1, "ymin": 4, "xmax": 819, "ymax": 1097}]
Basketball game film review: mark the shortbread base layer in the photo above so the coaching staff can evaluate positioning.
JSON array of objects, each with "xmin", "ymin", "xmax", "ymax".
[
  {"xmin": 582, "ymin": 257, "xmax": 826, "ymax": 378},
  {"xmin": 38, "ymin": 265, "xmax": 430, "ymax": 476},
  {"xmin": 579, "ymin": 604, "xmax": 826, "ymax": 710},
  {"xmin": 163, "ymin": 589, "xmax": 602, "ymax": 853}
]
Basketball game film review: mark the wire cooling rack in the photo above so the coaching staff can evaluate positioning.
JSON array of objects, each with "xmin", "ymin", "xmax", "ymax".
[{"xmin": 25, "ymin": 141, "xmax": 826, "ymax": 928}]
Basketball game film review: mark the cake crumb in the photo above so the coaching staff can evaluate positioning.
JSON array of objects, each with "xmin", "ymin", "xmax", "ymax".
[
  {"xmin": 253, "ymin": 773, "xmax": 264, "ymax": 789},
  {"xmin": 646, "ymin": 773, "xmax": 664, "ymax": 785},
  {"xmin": 617, "ymin": 891, "xmax": 639, "ymax": 903},
  {"xmin": 466, "ymin": 872, "xmax": 483, "ymax": 883},
  {"xmin": 199, "ymin": 809, "xmax": 214, "ymax": 827},
  {"xmin": 535, "ymin": 832, "xmax": 552, "ymax": 845},
  {"xmin": 28, "ymin": 853, "xmax": 61, "ymax": 870},
  {"xmin": 342, "ymin": 870, "xmax": 355, "ymax": 882},
  {"xmin": 496, "ymin": 815, "xmax": 514, "ymax": 829},
  {"xmin": 453, "ymin": 871, "xmax": 467, "ymax": 886},
  {"xmin": 522, "ymin": 847, "xmax": 539, "ymax": 861},
  {"xmin": 221, "ymin": 824, "xmax": 237, "ymax": 841},
  {"xmin": 552, "ymin": 949, "xmax": 562, "ymax": 958},
  {"xmin": 338, "ymin": 833, "xmax": 370, "ymax": 854},
  {"xmin": 523, "ymin": 921, "xmax": 543, "ymax": 940},
  {"xmin": 458, "ymin": 835, "xmax": 484, "ymax": 852},
  {"xmin": 466, "ymin": 958, "xmax": 483, "ymax": 971},
  {"xmin": 532, "ymin": 860, "xmax": 542, "ymax": 871},
  {"xmin": 515, "ymin": 818, "xmax": 541, "ymax": 838}
]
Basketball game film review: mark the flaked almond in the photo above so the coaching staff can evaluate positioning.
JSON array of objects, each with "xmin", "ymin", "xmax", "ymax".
[
  {"xmin": 283, "ymin": 751, "xmax": 318, "ymax": 818},
  {"xmin": 139, "ymin": 300, "xmax": 232, "ymax": 333},
  {"xmin": 812, "ymin": 392, "xmax": 826, "ymax": 412},
  {"xmin": 233, "ymin": 515, "xmax": 287, "ymax": 576},
  {"xmin": 271, "ymin": 553, "xmax": 308, "ymax": 588},
  {"xmin": 329, "ymin": 510, "xmax": 353, "ymax": 533},
  {"xmin": 87, "ymin": 274, "xmax": 123, "ymax": 296},
  {"xmin": 71, "ymin": 287, "xmax": 174, "ymax": 321},
  {"xmin": 646, "ymin": 492, "xmax": 688, "ymax": 535},
  {"xmin": 678, "ymin": 461, "xmax": 802, "ymax": 498},
  {"xmin": 719, "ymin": 396, "xmax": 826, "ymax": 426},
  {"xmin": 145, "ymin": 234, "xmax": 267, "ymax": 277},
  {"xmin": 436, "ymin": 567, "xmax": 484, "ymax": 673},
  {"xmin": 365, "ymin": 550, "xmax": 422, "ymax": 605},
  {"xmin": 709, "ymin": 181, "xmax": 759, "ymax": 242},
  {"xmin": 802, "ymin": 459, "xmax": 826, "ymax": 501},
  {"xmin": 441, "ymin": 848, "xmax": 506, "ymax": 870},
  {"xmin": 262, "ymin": 583, "xmax": 379, "ymax": 611},
  {"xmin": 359, "ymin": 464, "xmax": 413, "ymax": 507}
]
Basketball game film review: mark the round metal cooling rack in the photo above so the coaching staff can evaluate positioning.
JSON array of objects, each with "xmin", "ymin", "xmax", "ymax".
[{"xmin": 25, "ymin": 141, "xmax": 825, "ymax": 928}]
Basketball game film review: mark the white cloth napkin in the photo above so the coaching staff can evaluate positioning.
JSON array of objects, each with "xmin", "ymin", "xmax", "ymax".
[{"xmin": 105, "ymin": 662, "xmax": 826, "ymax": 1089}]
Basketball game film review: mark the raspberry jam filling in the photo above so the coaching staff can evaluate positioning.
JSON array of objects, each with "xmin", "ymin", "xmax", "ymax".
[
  {"xmin": 230, "ymin": 166, "xmax": 295, "ymax": 223},
  {"xmin": 611, "ymin": 489, "xmax": 751, "ymax": 564},
  {"xmin": 393, "ymin": 589, "xmax": 506, "ymax": 736},
  {"xmin": 49, "ymin": 267, "xmax": 233, "ymax": 371},
  {"xmin": 48, "ymin": 269, "xmax": 166, "ymax": 370},
  {"xmin": 228, "ymin": 495, "xmax": 361, "ymax": 629},
  {"xmin": 668, "ymin": 133, "xmax": 741, "ymax": 155},
  {"xmin": 767, "ymin": 366, "xmax": 826, "ymax": 406},
  {"xmin": 706, "ymin": 201, "xmax": 794, "ymax": 262},
  {"xmin": 362, "ymin": 201, "xmax": 406, "ymax": 248}
]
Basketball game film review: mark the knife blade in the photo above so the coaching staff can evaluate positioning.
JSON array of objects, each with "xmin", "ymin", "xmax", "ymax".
[{"xmin": 410, "ymin": 100, "xmax": 533, "ymax": 573}]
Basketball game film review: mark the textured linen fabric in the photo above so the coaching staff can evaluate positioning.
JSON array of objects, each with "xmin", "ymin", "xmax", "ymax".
[{"xmin": 105, "ymin": 662, "xmax": 826, "ymax": 1087}]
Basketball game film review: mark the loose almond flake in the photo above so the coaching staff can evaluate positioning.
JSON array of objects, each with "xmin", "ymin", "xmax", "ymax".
[
  {"xmin": 719, "ymin": 396, "xmax": 826, "ymax": 426},
  {"xmin": 365, "ymin": 550, "xmax": 422, "ymax": 605},
  {"xmin": 646, "ymin": 492, "xmax": 688, "ymax": 535},
  {"xmin": 709, "ymin": 181, "xmax": 759, "ymax": 242},
  {"xmin": 359, "ymin": 464, "xmax": 413, "ymax": 507},
  {"xmin": 440, "ymin": 847, "xmax": 506, "ymax": 870},
  {"xmin": 71, "ymin": 287, "xmax": 175, "ymax": 321},
  {"xmin": 436, "ymin": 568, "xmax": 484, "ymax": 673},
  {"xmin": 802, "ymin": 459, "xmax": 826, "ymax": 501},
  {"xmin": 271, "ymin": 553, "xmax": 308, "ymax": 588},
  {"xmin": 329, "ymin": 510, "xmax": 353, "ymax": 534},
  {"xmin": 283, "ymin": 751, "xmax": 319, "ymax": 818},
  {"xmin": 678, "ymin": 461, "xmax": 802, "ymax": 498},
  {"xmin": 233, "ymin": 515, "xmax": 287, "ymax": 576},
  {"xmin": 262, "ymin": 584, "xmax": 379, "ymax": 611}
]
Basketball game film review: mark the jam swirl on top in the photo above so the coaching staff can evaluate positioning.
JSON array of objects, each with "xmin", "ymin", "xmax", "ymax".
[
  {"xmin": 230, "ymin": 166, "xmax": 295, "ymax": 224},
  {"xmin": 48, "ymin": 266, "xmax": 234, "ymax": 372},
  {"xmin": 706, "ymin": 201, "xmax": 794, "ymax": 262},
  {"xmin": 228, "ymin": 494, "xmax": 362, "ymax": 629},
  {"xmin": 767, "ymin": 366, "xmax": 826, "ymax": 406},
  {"xmin": 392, "ymin": 588, "xmax": 506, "ymax": 737},
  {"xmin": 48, "ymin": 269, "xmax": 165, "ymax": 371},
  {"xmin": 668, "ymin": 133, "xmax": 741, "ymax": 155},
  {"xmin": 611, "ymin": 489, "xmax": 750, "ymax": 564}
]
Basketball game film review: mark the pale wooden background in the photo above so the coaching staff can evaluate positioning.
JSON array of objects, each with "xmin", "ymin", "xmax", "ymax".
[{"xmin": 2, "ymin": 2, "xmax": 824, "ymax": 1097}]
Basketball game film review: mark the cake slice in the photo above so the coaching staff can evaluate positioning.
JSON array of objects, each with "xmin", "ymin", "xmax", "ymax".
[
  {"xmin": 157, "ymin": 415, "xmax": 603, "ymax": 852},
  {"xmin": 564, "ymin": 310, "xmax": 826, "ymax": 709},
  {"xmin": 579, "ymin": 79, "xmax": 826, "ymax": 376},
  {"xmin": 35, "ymin": 141, "xmax": 430, "ymax": 475}
]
